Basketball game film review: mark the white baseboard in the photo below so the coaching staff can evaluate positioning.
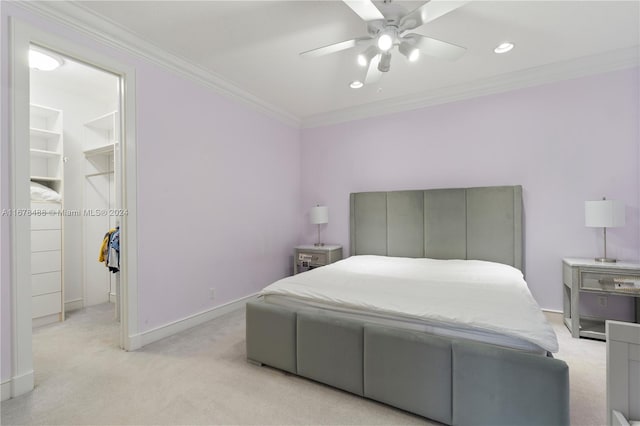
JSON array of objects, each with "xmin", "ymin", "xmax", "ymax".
[
  {"xmin": 2, "ymin": 370, "xmax": 35, "ymax": 400},
  {"xmin": 32, "ymin": 313, "xmax": 60, "ymax": 328},
  {"xmin": 64, "ymin": 298, "xmax": 84, "ymax": 312},
  {"xmin": 1, "ymin": 380, "xmax": 11, "ymax": 401},
  {"xmin": 542, "ymin": 308, "xmax": 563, "ymax": 314},
  {"xmin": 131, "ymin": 293, "xmax": 258, "ymax": 349}
]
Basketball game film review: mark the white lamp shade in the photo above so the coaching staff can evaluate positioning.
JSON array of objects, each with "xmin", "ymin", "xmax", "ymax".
[
  {"xmin": 310, "ymin": 206, "xmax": 329, "ymax": 225},
  {"xmin": 585, "ymin": 199, "xmax": 625, "ymax": 228}
]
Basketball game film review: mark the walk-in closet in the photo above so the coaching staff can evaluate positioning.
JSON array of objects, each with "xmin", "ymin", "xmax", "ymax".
[{"xmin": 29, "ymin": 46, "xmax": 121, "ymax": 328}]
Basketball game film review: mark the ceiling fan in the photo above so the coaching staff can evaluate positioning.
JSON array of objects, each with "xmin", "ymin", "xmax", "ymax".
[{"xmin": 300, "ymin": 0, "xmax": 468, "ymax": 86}]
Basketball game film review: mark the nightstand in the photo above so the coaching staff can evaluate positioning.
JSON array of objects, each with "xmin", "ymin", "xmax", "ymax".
[
  {"xmin": 294, "ymin": 245, "xmax": 342, "ymax": 275},
  {"xmin": 563, "ymin": 258, "xmax": 640, "ymax": 340}
]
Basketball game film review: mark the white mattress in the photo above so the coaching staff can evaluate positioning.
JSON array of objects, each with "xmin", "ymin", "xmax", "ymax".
[{"xmin": 260, "ymin": 255, "xmax": 559, "ymax": 354}]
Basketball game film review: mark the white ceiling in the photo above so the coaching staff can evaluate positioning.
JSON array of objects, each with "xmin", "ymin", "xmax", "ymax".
[
  {"xmin": 60, "ymin": 1, "xmax": 640, "ymax": 125},
  {"xmin": 30, "ymin": 52, "xmax": 119, "ymax": 107}
]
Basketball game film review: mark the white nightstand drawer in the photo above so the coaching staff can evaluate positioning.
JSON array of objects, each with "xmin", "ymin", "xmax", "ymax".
[
  {"xmin": 294, "ymin": 245, "xmax": 342, "ymax": 275},
  {"xmin": 581, "ymin": 271, "xmax": 640, "ymax": 294},
  {"xmin": 298, "ymin": 252, "xmax": 327, "ymax": 266},
  {"xmin": 31, "ymin": 229, "xmax": 61, "ymax": 252},
  {"xmin": 31, "ymin": 250, "xmax": 61, "ymax": 274},
  {"xmin": 32, "ymin": 271, "xmax": 61, "ymax": 296},
  {"xmin": 32, "ymin": 292, "xmax": 61, "ymax": 318}
]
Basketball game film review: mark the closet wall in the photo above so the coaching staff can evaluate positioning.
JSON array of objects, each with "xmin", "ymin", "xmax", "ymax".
[{"xmin": 30, "ymin": 62, "xmax": 118, "ymax": 312}]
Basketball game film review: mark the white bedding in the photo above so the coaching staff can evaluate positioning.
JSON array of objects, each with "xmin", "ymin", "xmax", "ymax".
[{"xmin": 261, "ymin": 255, "xmax": 559, "ymax": 353}]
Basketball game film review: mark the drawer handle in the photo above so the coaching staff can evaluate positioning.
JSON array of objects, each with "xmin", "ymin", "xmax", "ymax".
[{"xmin": 598, "ymin": 278, "xmax": 640, "ymax": 292}]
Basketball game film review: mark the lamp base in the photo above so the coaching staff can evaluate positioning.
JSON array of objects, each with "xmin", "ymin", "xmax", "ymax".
[
  {"xmin": 595, "ymin": 257, "xmax": 617, "ymax": 263},
  {"xmin": 314, "ymin": 242, "xmax": 325, "ymax": 247}
]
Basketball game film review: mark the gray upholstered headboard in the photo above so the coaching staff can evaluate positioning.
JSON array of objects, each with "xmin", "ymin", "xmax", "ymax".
[{"xmin": 349, "ymin": 185, "xmax": 523, "ymax": 271}]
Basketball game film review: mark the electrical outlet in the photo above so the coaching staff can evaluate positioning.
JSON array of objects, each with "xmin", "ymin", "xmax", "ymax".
[
  {"xmin": 209, "ymin": 288, "xmax": 216, "ymax": 300},
  {"xmin": 598, "ymin": 296, "xmax": 608, "ymax": 308}
]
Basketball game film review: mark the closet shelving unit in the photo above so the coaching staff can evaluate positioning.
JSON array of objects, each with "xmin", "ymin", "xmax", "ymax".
[
  {"xmin": 83, "ymin": 110, "xmax": 120, "ymax": 315},
  {"xmin": 30, "ymin": 103, "xmax": 64, "ymax": 327},
  {"xmin": 30, "ymin": 104, "xmax": 63, "ymax": 191}
]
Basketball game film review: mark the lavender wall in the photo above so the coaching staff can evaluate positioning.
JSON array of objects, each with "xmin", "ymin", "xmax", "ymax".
[
  {"xmin": 300, "ymin": 68, "xmax": 640, "ymax": 312},
  {"xmin": 135, "ymin": 64, "xmax": 301, "ymax": 329},
  {"xmin": 1, "ymin": 3, "xmax": 301, "ymax": 384}
]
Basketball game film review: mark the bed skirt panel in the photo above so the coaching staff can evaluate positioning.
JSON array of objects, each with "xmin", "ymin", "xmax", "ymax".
[
  {"xmin": 297, "ymin": 311, "xmax": 364, "ymax": 396},
  {"xmin": 364, "ymin": 325, "xmax": 453, "ymax": 424},
  {"xmin": 452, "ymin": 341, "xmax": 570, "ymax": 426},
  {"xmin": 245, "ymin": 301, "xmax": 297, "ymax": 373}
]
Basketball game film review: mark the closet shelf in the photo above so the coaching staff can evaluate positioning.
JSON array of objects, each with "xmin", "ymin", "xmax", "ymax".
[
  {"xmin": 83, "ymin": 142, "xmax": 116, "ymax": 157},
  {"xmin": 30, "ymin": 128, "xmax": 61, "ymax": 140},
  {"xmin": 31, "ymin": 176, "xmax": 61, "ymax": 182},
  {"xmin": 84, "ymin": 111, "xmax": 117, "ymax": 130},
  {"xmin": 30, "ymin": 104, "xmax": 62, "ymax": 120},
  {"xmin": 30, "ymin": 148, "xmax": 61, "ymax": 158}
]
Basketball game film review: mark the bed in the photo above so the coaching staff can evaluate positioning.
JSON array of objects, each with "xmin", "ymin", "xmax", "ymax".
[{"xmin": 246, "ymin": 185, "xmax": 569, "ymax": 425}]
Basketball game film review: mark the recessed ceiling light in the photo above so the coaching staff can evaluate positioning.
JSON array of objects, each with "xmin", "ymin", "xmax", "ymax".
[
  {"xmin": 29, "ymin": 47, "xmax": 63, "ymax": 71},
  {"xmin": 349, "ymin": 80, "xmax": 364, "ymax": 89},
  {"xmin": 494, "ymin": 42, "xmax": 515, "ymax": 54}
]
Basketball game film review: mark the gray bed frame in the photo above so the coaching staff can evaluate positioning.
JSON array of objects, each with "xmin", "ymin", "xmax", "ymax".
[{"xmin": 246, "ymin": 185, "xmax": 569, "ymax": 425}]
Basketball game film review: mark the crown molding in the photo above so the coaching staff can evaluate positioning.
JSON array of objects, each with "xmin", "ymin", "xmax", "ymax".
[
  {"xmin": 14, "ymin": 1, "xmax": 301, "ymax": 128},
  {"xmin": 301, "ymin": 46, "xmax": 640, "ymax": 128}
]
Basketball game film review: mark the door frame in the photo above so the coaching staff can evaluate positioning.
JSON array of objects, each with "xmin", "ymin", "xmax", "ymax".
[{"xmin": 8, "ymin": 18, "xmax": 139, "ymax": 398}]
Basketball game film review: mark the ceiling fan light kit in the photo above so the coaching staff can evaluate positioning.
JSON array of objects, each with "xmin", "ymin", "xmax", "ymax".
[
  {"xmin": 301, "ymin": 0, "xmax": 469, "ymax": 87},
  {"xmin": 357, "ymin": 45, "xmax": 379, "ymax": 67},
  {"xmin": 377, "ymin": 29, "xmax": 395, "ymax": 51},
  {"xmin": 399, "ymin": 41, "xmax": 420, "ymax": 62},
  {"xmin": 378, "ymin": 52, "xmax": 392, "ymax": 72}
]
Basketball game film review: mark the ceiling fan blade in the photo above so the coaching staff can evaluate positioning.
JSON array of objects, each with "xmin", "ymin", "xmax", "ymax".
[
  {"xmin": 343, "ymin": 0, "xmax": 384, "ymax": 22},
  {"xmin": 406, "ymin": 34, "xmax": 466, "ymax": 61},
  {"xmin": 300, "ymin": 37, "xmax": 371, "ymax": 58},
  {"xmin": 400, "ymin": 0, "xmax": 469, "ymax": 32},
  {"xmin": 365, "ymin": 54, "xmax": 382, "ymax": 84}
]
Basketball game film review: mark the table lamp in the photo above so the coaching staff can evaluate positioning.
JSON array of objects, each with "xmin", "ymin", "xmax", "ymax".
[
  {"xmin": 585, "ymin": 197, "xmax": 625, "ymax": 263},
  {"xmin": 310, "ymin": 205, "xmax": 328, "ymax": 247}
]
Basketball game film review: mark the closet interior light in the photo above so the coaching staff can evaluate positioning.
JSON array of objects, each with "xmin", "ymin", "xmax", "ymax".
[
  {"xmin": 349, "ymin": 80, "xmax": 364, "ymax": 89},
  {"xmin": 29, "ymin": 47, "xmax": 63, "ymax": 71}
]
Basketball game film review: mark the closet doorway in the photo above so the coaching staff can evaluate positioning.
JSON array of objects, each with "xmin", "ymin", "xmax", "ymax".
[
  {"xmin": 30, "ymin": 48, "xmax": 122, "ymax": 327},
  {"xmin": 9, "ymin": 19, "xmax": 139, "ymax": 398}
]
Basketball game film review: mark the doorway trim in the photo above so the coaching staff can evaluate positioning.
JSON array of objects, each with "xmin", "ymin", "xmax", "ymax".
[{"xmin": 8, "ymin": 18, "xmax": 139, "ymax": 398}]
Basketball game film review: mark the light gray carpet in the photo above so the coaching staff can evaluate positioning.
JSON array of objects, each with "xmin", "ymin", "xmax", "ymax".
[{"xmin": 1, "ymin": 304, "xmax": 605, "ymax": 425}]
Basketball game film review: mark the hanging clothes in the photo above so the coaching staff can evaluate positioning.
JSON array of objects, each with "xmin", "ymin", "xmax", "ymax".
[
  {"xmin": 99, "ymin": 228, "xmax": 116, "ymax": 263},
  {"xmin": 107, "ymin": 227, "xmax": 120, "ymax": 273},
  {"xmin": 99, "ymin": 227, "xmax": 120, "ymax": 273}
]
